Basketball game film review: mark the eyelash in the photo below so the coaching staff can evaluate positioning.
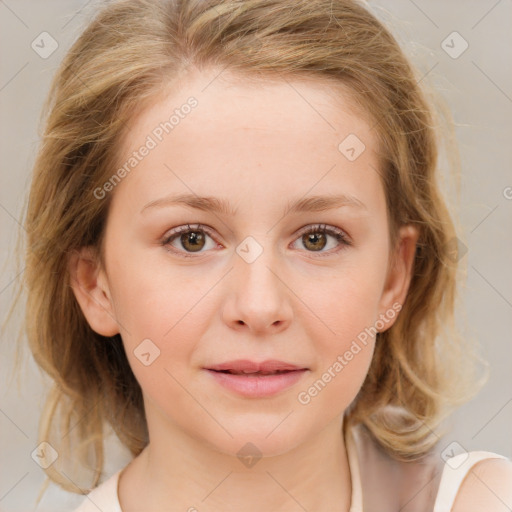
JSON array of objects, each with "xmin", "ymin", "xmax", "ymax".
[{"xmin": 161, "ymin": 223, "xmax": 352, "ymax": 259}]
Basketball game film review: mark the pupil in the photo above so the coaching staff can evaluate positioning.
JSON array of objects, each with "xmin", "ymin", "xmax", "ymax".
[
  {"xmin": 305, "ymin": 232, "xmax": 326, "ymax": 251},
  {"xmin": 183, "ymin": 231, "xmax": 205, "ymax": 252}
]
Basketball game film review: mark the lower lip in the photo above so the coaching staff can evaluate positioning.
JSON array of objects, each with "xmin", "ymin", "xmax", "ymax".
[{"xmin": 205, "ymin": 369, "xmax": 308, "ymax": 398}]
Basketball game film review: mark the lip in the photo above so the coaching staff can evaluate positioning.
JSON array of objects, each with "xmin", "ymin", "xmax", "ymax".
[
  {"xmin": 206, "ymin": 359, "xmax": 307, "ymax": 373},
  {"xmin": 204, "ymin": 359, "xmax": 309, "ymax": 398}
]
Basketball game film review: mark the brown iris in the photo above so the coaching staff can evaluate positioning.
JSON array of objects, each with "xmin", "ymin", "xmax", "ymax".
[
  {"xmin": 302, "ymin": 231, "xmax": 327, "ymax": 251},
  {"xmin": 180, "ymin": 230, "xmax": 206, "ymax": 252}
]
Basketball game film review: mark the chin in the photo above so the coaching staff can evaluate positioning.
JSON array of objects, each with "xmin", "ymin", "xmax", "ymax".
[{"xmin": 196, "ymin": 413, "xmax": 312, "ymax": 460}]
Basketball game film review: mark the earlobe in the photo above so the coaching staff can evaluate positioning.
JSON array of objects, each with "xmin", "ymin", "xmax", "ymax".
[
  {"xmin": 67, "ymin": 246, "xmax": 120, "ymax": 337},
  {"xmin": 377, "ymin": 225, "xmax": 419, "ymax": 330}
]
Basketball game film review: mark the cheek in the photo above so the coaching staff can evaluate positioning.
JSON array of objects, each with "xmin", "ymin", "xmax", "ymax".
[
  {"xmin": 296, "ymin": 344, "xmax": 375, "ymax": 420},
  {"xmin": 103, "ymin": 254, "xmax": 214, "ymax": 408},
  {"xmin": 109, "ymin": 262, "xmax": 211, "ymax": 417},
  {"xmin": 295, "ymin": 281, "xmax": 378, "ymax": 418},
  {"xmin": 106, "ymin": 243, "xmax": 211, "ymax": 338},
  {"xmin": 294, "ymin": 254, "xmax": 387, "ymax": 408},
  {"xmin": 301, "ymin": 259, "xmax": 387, "ymax": 347}
]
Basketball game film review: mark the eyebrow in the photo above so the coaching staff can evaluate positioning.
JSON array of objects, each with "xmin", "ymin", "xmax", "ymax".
[{"xmin": 140, "ymin": 192, "xmax": 368, "ymax": 216}]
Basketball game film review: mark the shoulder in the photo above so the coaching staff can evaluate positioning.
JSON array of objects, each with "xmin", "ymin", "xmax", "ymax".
[
  {"xmin": 452, "ymin": 457, "xmax": 512, "ymax": 512},
  {"xmin": 71, "ymin": 469, "xmax": 122, "ymax": 512}
]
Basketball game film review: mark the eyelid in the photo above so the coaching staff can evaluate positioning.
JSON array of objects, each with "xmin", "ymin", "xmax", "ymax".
[
  {"xmin": 161, "ymin": 223, "xmax": 218, "ymax": 246},
  {"xmin": 294, "ymin": 223, "xmax": 352, "ymax": 244}
]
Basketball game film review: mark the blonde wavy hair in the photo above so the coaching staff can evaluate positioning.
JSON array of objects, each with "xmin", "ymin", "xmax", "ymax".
[{"xmin": 13, "ymin": 0, "xmax": 484, "ymax": 497}]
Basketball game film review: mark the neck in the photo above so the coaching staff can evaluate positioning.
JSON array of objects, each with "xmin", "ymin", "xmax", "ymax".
[{"xmin": 118, "ymin": 412, "xmax": 353, "ymax": 512}]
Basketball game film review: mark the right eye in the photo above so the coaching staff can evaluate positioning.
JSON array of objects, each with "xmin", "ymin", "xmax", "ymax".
[{"xmin": 161, "ymin": 223, "xmax": 220, "ymax": 258}]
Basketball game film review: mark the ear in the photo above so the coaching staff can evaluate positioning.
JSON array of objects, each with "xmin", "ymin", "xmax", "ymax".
[
  {"xmin": 377, "ymin": 224, "xmax": 419, "ymax": 332},
  {"xmin": 67, "ymin": 246, "xmax": 120, "ymax": 337}
]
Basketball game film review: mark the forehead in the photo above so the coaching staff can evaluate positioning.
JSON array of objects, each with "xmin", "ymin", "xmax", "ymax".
[{"xmin": 111, "ymin": 68, "xmax": 385, "ymax": 217}]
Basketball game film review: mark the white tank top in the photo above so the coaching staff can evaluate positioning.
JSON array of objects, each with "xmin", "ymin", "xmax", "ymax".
[
  {"xmin": 347, "ymin": 423, "xmax": 507, "ymax": 511},
  {"xmin": 72, "ymin": 424, "xmax": 507, "ymax": 512}
]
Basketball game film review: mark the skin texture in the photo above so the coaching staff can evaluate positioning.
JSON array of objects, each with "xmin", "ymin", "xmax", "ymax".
[
  {"xmin": 69, "ymin": 67, "xmax": 420, "ymax": 511},
  {"xmin": 453, "ymin": 458, "xmax": 512, "ymax": 512}
]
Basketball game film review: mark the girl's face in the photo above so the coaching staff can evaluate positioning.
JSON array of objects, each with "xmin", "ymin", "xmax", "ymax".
[{"xmin": 71, "ymin": 68, "xmax": 418, "ymax": 457}]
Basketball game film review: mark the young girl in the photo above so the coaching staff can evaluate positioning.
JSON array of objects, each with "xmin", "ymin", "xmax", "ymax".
[{"xmin": 22, "ymin": 0, "xmax": 512, "ymax": 510}]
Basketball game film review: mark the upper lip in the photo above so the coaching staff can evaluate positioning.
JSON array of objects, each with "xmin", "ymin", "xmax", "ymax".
[{"xmin": 206, "ymin": 359, "xmax": 308, "ymax": 374}]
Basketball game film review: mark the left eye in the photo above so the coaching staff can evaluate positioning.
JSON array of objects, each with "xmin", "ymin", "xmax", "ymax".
[
  {"xmin": 162, "ymin": 223, "xmax": 351, "ymax": 258},
  {"xmin": 291, "ymin": 224, "xmax": 352, "ymax": 255}
]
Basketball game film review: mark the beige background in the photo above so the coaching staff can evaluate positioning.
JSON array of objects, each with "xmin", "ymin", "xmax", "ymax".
[{"xmin": 1, "ymin": 0, "xmax": 511, "ymax": 510}]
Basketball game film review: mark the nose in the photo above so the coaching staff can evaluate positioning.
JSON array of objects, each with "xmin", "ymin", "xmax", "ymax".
[{"xmin": 222, "ymin": 246, "xmax": 293, "ymax": 335}]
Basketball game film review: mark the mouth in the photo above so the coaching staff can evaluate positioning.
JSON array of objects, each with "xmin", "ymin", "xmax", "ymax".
[
  {"xmin": 209, "ymin": 369, "xmax": 299, "ymax": 376},
  {"xmin": 204, "ymin": 360, "xmax": 309, "ymax": 397},
  {"xmin": 205, "ymin": 359, "xmax": 308, "ymax": 374}
]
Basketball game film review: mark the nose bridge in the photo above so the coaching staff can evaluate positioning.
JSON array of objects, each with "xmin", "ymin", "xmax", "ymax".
[
  {"xmin": 227, "ymin": 233, "xmax": 292, "ymax": 332},
  {"xmin": 235, "ymin": 233, "xmax": 282, "ymax": 300}
]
